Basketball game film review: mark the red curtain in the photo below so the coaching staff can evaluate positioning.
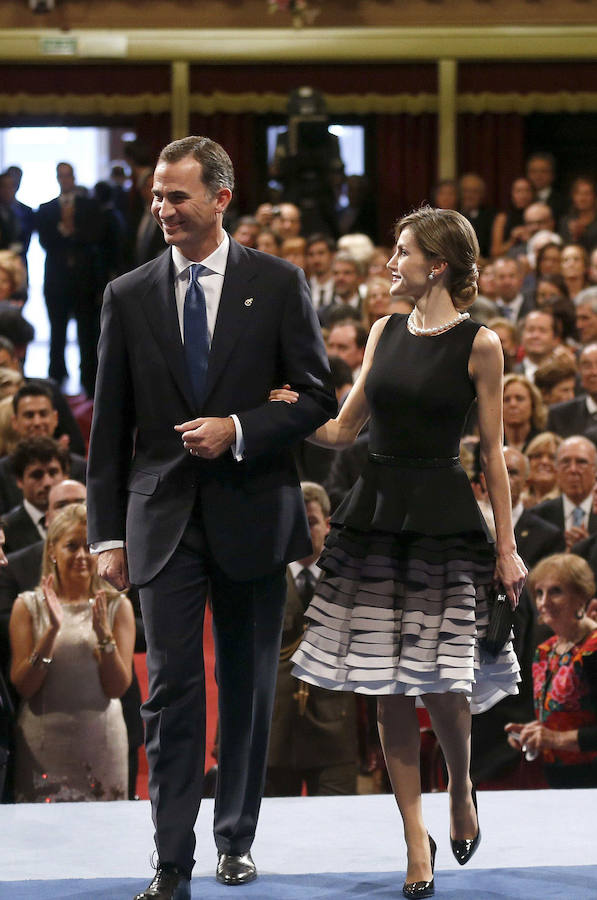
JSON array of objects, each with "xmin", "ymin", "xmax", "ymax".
[
  {"xmin": 190, "ymin": 113, "xmax": 258, "ymax": 216},
  {"xmin": 458, "ymin": 113, "xmax": 525, "ymax": 210},
  {"xmin": 375, "ymin": 114, "xmax": 438, "ymax": 244}
]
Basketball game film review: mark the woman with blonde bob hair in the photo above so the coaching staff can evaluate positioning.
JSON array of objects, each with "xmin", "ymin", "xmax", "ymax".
[
  {"xmin": 506, "ymin": 554, "xmax": 597, "ymax": 788},
  {"xmin": 272, "ymin": 206, "xmax": 526, "ymax": 896},
  {"xmin": 502, "ymin": 373, "xmax": 547, "ymax": 452},
  {"xmin": 521, "ymin": 431, "xmax": 562, "ymax": 509},
  {"xmin": 9, "ymin": 502, "xmax": 135, "ymax": 802}
]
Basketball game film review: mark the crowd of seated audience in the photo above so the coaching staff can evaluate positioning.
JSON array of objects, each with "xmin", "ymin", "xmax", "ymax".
[{"xmin": 1, "ymin": 145, "xmax": 597, "ymax": 801}]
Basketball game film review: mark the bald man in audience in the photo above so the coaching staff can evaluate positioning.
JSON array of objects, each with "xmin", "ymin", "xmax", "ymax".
[{"xmin": 533, "ymin": 435, "xmax": 597, "ymax": 549}]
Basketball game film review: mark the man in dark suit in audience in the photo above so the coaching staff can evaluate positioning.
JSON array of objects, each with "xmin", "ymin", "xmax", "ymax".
[
  {"xmin": 36, "ymin": 161, "xmax": 102, "ymax": 396},
  {"xmin": 265, "ymin": 482, "xmax": 357, "ymax": 797},
  {"xmin": 548, "ymin": 343, "xmax": 597, "ymax": 441},
  {"xmin": 87, "ymin": 135, "xmax": 336, "ymax": 898},
  {"xmin": 459, "ymin": 172, "xmax": 496, "ymax": 259},
  {"xmin": 0, "ymin": 383, "xmax": 86, "ymax": 515},
  {"xmin": 3, "ymin": 438, "xmax": 68, "ymax": 555},
  {"xmin": 494, "ymin": 256, "xmax": 536, "ymax": 323},
  {"xmin": 533, "ymin": 435, "xmax": 597, "ymax": 549}
]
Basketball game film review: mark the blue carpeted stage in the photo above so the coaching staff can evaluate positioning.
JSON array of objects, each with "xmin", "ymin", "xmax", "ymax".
[{"xmin": 2, "ymin": 791, "xmax": 596, "ymax": 899}]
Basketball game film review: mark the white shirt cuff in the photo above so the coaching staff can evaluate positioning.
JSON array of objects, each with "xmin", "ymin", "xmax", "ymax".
[
  {"xmin": 230, "ymin": 414, "xmax": 245, "ymax": 461},
  {"xmin": 90, "ymin": 540, "xmax": 125, "ymax": 554}
]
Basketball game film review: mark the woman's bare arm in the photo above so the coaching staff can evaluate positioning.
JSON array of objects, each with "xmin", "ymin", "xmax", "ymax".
[{"xmin": 470, "ymin": 327, "xmax": 527, "ymax": 605}]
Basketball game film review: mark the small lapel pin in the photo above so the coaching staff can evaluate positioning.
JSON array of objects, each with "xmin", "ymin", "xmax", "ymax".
[
  {"xmin": 521, "ymin": 530, "xmax": 529, "ymax": 538},
  {"xmin": 244, "ymin": 298, "xmax": 253, "ymax": 307}
]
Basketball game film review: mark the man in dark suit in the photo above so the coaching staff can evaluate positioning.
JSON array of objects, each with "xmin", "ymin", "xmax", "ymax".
[
  {"xmin": 265, "ymin": 482, "xmax": 357, "ymax": 797},
  {"xmin": 36, "ymin": 161, "xmax": 102, "ymax": 396},
  {"xmin": 533, "ymin": 435, "xmax": 597, "ymax": 550},
  {"xmin": 3, "ymin": 438, "xmax": 69, "ymax": 555},
  {"xmin": 0, "ymin": 383, "xmax": 86, "ymax": 515},
  {"xmin": 494, "ymin": 256, "xmax": 536, "ymax": 323},
  {"xmin": 547, "ymin": 343, "xmax": 597, "ymax": 441},
  {"xmin": 87, "ymin": 136, "xmax": 336, "ymax": 900},
  {"xmin": 459, "ymin": 172, "xmax": 496, "ymax": 259}
]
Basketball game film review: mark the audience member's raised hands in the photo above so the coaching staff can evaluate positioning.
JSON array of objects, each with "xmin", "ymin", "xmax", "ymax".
[
  {"xmin": 91, "ymin": 590, "xmax": 111, "ymax": 643},
  {"xmin": 41, "ymin": 574, "xmax": 63, "ymax": 632}
]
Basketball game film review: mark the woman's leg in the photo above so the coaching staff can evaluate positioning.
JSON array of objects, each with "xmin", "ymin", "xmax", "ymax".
[
  {"xmin": 422, "ymin": 692, "xmax": 478, "ymax": 840},
  {"xmin": 377, "ymin": 694, "xmax": 432, "ymax": 883}
]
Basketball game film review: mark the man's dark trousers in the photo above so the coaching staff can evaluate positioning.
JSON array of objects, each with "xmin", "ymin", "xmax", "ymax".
[{"xmin": 139, "ymin": 509, "xmax": 286, "ymax": 875}]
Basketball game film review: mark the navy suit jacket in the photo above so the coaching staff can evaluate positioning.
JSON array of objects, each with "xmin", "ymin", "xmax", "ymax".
[{"xmin": 87, "ymin": 240, "xmax": 337, "ymax": 584}]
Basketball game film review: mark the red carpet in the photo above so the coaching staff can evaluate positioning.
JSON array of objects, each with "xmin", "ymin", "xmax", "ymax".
[{"xmin": 133, "ymin": 606, "xmax": 218, "ymax": 800}]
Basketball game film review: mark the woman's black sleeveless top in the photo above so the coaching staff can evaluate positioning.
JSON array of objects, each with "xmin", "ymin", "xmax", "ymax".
[{"xmin": 332, "ymin": 313, "xmax": 492, "ymax": 539}]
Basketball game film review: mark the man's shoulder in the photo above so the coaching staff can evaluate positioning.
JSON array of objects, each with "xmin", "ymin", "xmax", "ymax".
[
  {"xmin": 548, "ymin": 395, "xmax": 586, "ymax": 420},
  {"xmin": 533, "ymin": 496, "xmax": 563, "ymax": 517},
  {"xmin": 517, "ymin": 507, "xmax": 562, "ymax": 535},
  {"xmin": 109, "ymin": 250, "xmax": 171, "ymax": 294},
  {"xmin": 237, "ymin": 243, "xmax": 300, "ymax": 278},
  {"xmin": 4, "ymin": 503, "xmax": 27, "ymax": 525}
]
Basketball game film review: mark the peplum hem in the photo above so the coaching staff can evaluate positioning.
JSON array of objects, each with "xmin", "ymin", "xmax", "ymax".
[
  {"xmin": 291, "ymin": 527, "xmax": 520, "ymax": 714},
  {"xmin": 332, "ymin": 460, "xmax": 493, "ymax": 542}
]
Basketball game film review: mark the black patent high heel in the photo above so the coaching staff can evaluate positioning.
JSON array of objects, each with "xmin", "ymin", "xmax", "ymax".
[
  {"xmin": 451, "ymin": 785, "xmax": 481, "ymax": 866},
  {"xmin": 402, "ymin": 834, "xmax": 436, "ymax": 899}
]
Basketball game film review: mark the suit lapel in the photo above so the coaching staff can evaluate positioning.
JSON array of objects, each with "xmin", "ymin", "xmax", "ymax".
[
  {"xmin": 205, "ymin": 239, "xmax": 257, "ymax": 401},
  {"xmin": 138, "ymin": 250, "xmax": 195, "ymax": 410}
]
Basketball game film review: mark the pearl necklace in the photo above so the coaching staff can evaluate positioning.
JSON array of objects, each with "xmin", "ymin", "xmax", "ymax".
[{"xmin": 407, "ymin": 310, "xmax": 470, "ymax": 336}]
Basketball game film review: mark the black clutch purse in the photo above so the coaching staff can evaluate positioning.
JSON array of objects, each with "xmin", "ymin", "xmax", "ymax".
[{"xmin": 480, "ymin": 584, "xmax": 513, "ymax": 659}]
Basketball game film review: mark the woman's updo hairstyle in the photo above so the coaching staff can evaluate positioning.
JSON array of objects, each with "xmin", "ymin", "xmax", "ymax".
[{"xmin": 396, "ymin": 206, "xmax": 480, "ymax": 311}]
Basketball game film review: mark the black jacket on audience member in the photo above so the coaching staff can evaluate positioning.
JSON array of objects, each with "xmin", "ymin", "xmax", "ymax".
[
  {"xmin": 533, "ymin": 496, "xmax": 597, "ymax": 535},
  {"xmin": 547, "ymin": 396, "xmax": 596, "ymax": 441},
  {"xmin": 514, "ymin": 509, "xmax": 566, "ymax": 568}
]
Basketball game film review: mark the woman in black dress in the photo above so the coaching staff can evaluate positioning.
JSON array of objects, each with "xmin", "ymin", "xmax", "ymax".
[{"xmin": 273, "ymin": 207, "xmax": 527, "ymax": 897}]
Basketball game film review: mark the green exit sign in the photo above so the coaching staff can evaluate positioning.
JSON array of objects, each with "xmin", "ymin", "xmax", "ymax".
[{"xmin": 39, "ymin": 36, "xmax": 78, "ymax": 56}]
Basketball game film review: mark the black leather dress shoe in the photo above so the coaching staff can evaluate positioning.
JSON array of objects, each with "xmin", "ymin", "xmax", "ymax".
[
  {"xmin": 134, "ymin": 864, "xmax": 191, "ymax": 899},
  {"xmin": 216, "ymin": 851, "xmax": 257, "ymax": 885},
  {"xmin": 451, "ymin": 786, "xmax": 481, "ymax": 866}
]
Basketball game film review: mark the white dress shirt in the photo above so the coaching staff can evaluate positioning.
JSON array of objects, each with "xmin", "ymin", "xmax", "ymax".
[
  {"xmin": 288, "ymin": 560, "xmax": 321, "ymax": 583},
  {"xmin": 23, "ymin": 498, "xmax": 47, "ymax": 540},
  {"xmin": 563, "ymin": 493, "xmax": 593, "ymax": 531}
]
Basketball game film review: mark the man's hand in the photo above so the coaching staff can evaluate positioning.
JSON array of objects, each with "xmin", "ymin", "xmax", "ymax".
[
  {"xmin": 175, "ymin": 416, "xmax": 236, "ymax": 459},
  {"xmin": 97, "ymin": 548, "xmax": 130, "ymax": 591},
  {"xmin": 565, "ymin": 524, "xmax": 588, "ymax": 551}
]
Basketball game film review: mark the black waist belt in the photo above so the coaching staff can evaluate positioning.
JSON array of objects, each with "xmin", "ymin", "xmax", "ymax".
[{"xmin": 368, "ymin": 452, "xmax": 460, "ymax": 469}]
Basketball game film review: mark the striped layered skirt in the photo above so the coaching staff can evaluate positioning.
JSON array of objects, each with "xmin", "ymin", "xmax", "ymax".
[{"xmin": 291, "ymin": 526, "xmax": 520, "ymax": 714}]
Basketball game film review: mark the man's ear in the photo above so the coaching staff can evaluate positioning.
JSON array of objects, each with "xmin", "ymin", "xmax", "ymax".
[{"xmin": 215, "ymin": 188, "xmax": 233, "ymax": 216}]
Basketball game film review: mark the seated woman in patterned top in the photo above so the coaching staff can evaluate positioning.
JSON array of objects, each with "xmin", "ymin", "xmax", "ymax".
[{"xmin": 506, "ymin": 553, "xmax": 597, "ymax": 788}]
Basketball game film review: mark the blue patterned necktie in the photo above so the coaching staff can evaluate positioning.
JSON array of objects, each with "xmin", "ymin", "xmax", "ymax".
[
  {"xmin": 184, "ymin": 263, "xmax": 210, "ymax": 408},
  {"xmin": 572, "ymin": 506, "xmax": 585, "ymax": 528}
]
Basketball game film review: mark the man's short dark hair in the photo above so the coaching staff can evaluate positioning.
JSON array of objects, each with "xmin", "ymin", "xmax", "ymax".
[
  {"xmin": 328, "ymin": 355, "xmax": 353, "ymax": 390},
  {"xmin": 526, "ymin": 151, "xmax": 556, "ymax": 173},
  {"xmin": 12, "ymin": 382, "xmax": 55, "ymax": 416},
  {"xmin": 325, "ymin": 306, "xmax": 362, "ymax": 328},
  {"xmin": 329, "ymin": 319, "xmax": 368, "ymax": 350},
  {"xmin": 306, "ymin": 233, "xmax": 335, "ymax": 253},
  {"xmin": 158, "ymin": 136, "xmax": 235, "ymax": 195},
  {"xmin": 10, "ymin": 437, "xmax": 69, "ymax": 481}
]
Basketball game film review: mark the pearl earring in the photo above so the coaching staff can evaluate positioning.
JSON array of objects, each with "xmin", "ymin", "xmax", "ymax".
[{"xmin": 428, "ymin": 272, "xmax": 434, "ymax": 280}]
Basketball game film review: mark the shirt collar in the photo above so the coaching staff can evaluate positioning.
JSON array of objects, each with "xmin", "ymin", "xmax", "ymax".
[
  {"xmin": 23, "ymin": 497, "xmax": 45, "ymax": 527},
  {"xmin": 563, "ymin": 492, "xmax": 593, "ymax": 519},
  {"xmin": 289, "ymin": 560, "xmax": 321, "ymax": 580},
  {"xmin": 171, "ymin": 232, "xmax": 230, "ymax": 279},
  {"xmin": 586, "ymin": 394, "xmax": 597, "ymax": 415}
]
